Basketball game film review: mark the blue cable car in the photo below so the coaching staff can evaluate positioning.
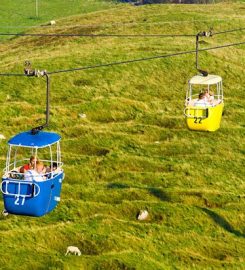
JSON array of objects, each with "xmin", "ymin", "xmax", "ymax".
[
  {"xmin": 1, "ymin": 131, "xmax": 64, "ymax": 217},
  {"xmin": 1, "ymin": 68, "xmax": 64, "ymax": 217}
]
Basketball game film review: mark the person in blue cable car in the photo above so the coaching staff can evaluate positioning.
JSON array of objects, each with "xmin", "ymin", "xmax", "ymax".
[
  {"xmin": 24, "ymin": 161, "xmax": 46, "ymax": 182},
  {"xmin": 20, "ymin": 156, "xmax": 38, "ymax": 174}
]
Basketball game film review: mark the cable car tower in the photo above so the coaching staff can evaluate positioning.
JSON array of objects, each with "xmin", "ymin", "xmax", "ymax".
[
  {"xmin": 184, "ymin": 31, "xmax": 224, "ymax": 132},
  {"xmin": 1, "ymin": 63, "xmax": 64, "ymax": 217}
]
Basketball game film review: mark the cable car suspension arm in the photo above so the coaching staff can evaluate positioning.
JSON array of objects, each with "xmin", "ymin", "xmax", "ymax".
[
  {"xmin": 31, "ymin": 72, "xmax": 50, "ymax": 135},
  {"xmin": 24, "ymin": 62, "xmax": 50, "ymax": 134},
  {"xmin": 196, "ymin": 30, "xmax": 212, "ymax": 77}
]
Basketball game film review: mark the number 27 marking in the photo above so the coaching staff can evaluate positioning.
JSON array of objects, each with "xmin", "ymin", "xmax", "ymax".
[{"xmin": 14, "ymin": 196, "xmax": 25, "ymax": 205}]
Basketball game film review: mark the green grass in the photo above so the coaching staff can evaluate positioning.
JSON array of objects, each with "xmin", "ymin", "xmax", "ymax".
[
  {"xmin": 0, "ymin": 0, "xmax": 118, "ymax": 37},
  {"xmin": 0, "ymin": 1, "xmax": 245, "ymax": 270}
]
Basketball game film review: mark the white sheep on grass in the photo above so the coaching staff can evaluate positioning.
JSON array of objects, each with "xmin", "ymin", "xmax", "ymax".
[
  {"xmin": 65, "ymin": 246, "xmax": 81, "ymax": 256},
  {"xmin": 2, "ymin": 209, "xmax": 8, "ymax": 217},
  {"xmin": 137, "ymin": 210, "xmax": 149, "ymax": 221}
]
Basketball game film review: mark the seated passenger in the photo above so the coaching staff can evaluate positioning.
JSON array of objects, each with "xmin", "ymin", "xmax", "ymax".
[
  {"xmin": 44, "ymin": 162, "xmax": 58, "ymax": 178},
  {"xmin": 194, "ymin": 92, "xmax": 212, "ymax": 107},
  {"xmin": 24, "ymin": 161, "xmax": 45, "ymax": 182},
  {"xmin": 51, "ymin": 162, "xmax": 58, "ymax": 171},
  {"xmin": 204, "ymin": 89, "xmax": 215, "ymax": 104},
  {"xmin": 20, "ymin": 156, "xmax": 38, "ymax": 174},
  {"xmin": 208, "ymin": 91, "xmax": 215, "ymax": 103}
]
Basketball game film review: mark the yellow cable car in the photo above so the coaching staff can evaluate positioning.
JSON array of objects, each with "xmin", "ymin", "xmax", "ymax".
[{"xmin": 184, "ymin": 74, "xmax": 224, "ymax": 132}]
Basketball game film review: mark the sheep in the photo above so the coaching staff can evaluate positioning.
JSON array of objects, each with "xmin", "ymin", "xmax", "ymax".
[
  {"xmin": 137, "ymin": 210, "xmax": 149, "ymax": 221},
  {"xmin": 78, "ymin": 113, "xmax": 87, "ymax": 119},
  {"xmin": 65, "ymin": 246, "xmax": 81, "ymax": 256},
  {"xmin": 2, "ymin": 209, "xmax": 8, "ymax": 217}
]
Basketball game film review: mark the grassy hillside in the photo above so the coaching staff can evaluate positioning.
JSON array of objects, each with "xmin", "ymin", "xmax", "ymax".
[
  {"xmin": 0, "ymin": 0, "xmax": 118, "ymax": 37},
  {"xmin": 0, "ymin": 2, "xmax": 245, "ymax": 270}
]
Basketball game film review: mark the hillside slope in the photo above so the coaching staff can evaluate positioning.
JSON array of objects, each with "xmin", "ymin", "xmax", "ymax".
[
  {"xmin": 0, "ymin": 2, "xmax": 244, "ymax": 269},
  {"xmin": 0, "ymin": 0, "xmax": 118, "ymax": 37}
]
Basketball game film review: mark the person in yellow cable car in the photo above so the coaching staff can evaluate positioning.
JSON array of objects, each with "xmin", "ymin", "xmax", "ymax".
[
  {"xmin": 204, "ymin": 89, "xmax": 214, "ymax": 104},
  {"xmin": 194, "ymin": 92, "xmax": 213, "ymax": 107}
]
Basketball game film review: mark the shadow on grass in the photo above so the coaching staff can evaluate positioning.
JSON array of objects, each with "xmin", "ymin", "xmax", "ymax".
[
  {"xmin": 199, "ymin": 207, "xmax": 245, "ymax": 238},
  {"xmin": 107, "ymin": 183, "xmax": 129, "ymax": 189},
  {"xmin": 107, "ymin": 183, "xmax": 172, "ymax": 202},
  {"xmin": 148, "ymin": 187, "xmax": 172, "ymax": 202}
]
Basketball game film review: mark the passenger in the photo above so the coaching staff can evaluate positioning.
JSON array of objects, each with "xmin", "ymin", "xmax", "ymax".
[
  {"xmin": 204, "ymin": 89, "xmax": 215, "ymax": 103},
  {"xmin": 204, "ymin": 89, "xmax": 210, "ymax": 101},
  {"xmin": 44, "ymin": 162, "xmax": 58, "ymax": 178},
  {"xmin": 45, "ymin": 162, "xmax": 57, "ymax": 172},
  {"xmin": 24, "ymin": 161, "xmax": 45, "ymax": 181},
  {"xmin": 20, "ymin": 156, "xmax": 38, "ymax": 174},
  {"xmin": 51, "ymin": 162, "xmax": 58, "ymax": 171},
  {"xmin": 208, "ymin": 91, "xmax": 215, "ymax": 103},
  {"xmin": 194, "ymin": 92, "xmax": 212, "ymax": 107}
]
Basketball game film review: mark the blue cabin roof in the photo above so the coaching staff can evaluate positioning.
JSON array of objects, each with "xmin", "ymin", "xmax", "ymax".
[{"xmin": 8, "ymin": 131, "xmax": 61, "ymax": 148}]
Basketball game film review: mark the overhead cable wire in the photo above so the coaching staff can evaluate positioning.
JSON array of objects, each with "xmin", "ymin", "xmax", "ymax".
[
  {"xmin": 213, "ymin": 27, "xmax": 245, "ymax": 35},
  {"xmin": 0, "ymin": 41, "xmax": 244, "ymax": 77},
  {"xmin": 48, "ymin": 50, "xmax": 197, "ymax": 75},
  {"xmin": 48, "ymin": 41, "xmax": 245, "ymax": 75},
  {"xmin": 0, "ymin": 73, "xmax": 27, "ymax": 77}
]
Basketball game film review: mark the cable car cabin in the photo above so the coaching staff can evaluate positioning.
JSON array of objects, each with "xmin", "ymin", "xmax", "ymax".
[
  {"xmin": 184, "ymin": 74, "xmax": 224, "ymax": 132},
  {"xmin": 1, "ymin": 131, "xmax": 64, "ymax": 217}
]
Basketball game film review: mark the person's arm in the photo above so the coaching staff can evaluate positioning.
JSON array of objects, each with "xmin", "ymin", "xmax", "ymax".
[{"xmin": 24, "ymin": 171, "xmax": 32, "ymax": 181}]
